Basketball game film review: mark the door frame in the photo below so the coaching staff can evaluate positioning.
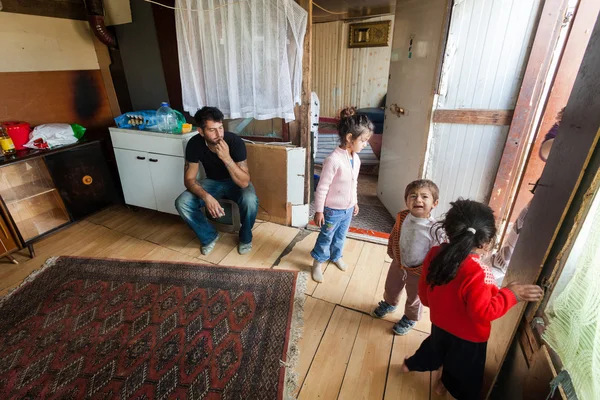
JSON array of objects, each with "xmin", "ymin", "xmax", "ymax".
[
  {"xmin": 487, "ymin": 0, "xmax": 570, "ymax": 242},
  {"xmin": 482, "ymin": 11, "xmax": 600, "ymax": 398}
]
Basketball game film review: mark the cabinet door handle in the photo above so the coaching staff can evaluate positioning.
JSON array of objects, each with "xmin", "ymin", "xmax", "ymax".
[
  {"xmin": 136, "ymin": 156, "xmax": 146, "ymax": 160},
  {"xmin": 149, "ymin": 158, "xmax": 158, "ymax": 162}
]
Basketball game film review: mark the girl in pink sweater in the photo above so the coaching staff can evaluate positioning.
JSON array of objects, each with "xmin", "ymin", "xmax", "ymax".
[{"xmin": 310, "ymin": 107, "xmax": 374, "ymax": 282}]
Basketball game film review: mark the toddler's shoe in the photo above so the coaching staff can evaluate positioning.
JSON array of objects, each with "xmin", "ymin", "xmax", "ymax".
[
  {"xmin": 372, "ymin": 300, "xmax": 397, "ymax": 318},
  {"xmin": 392, "ymin": 315, "xmax": 416, "ymax": 335},
  {"xmin": 333, "ymin": 258, "xmax": 348, "ymax": 271},
  {"xmin": 312, "ymin": 260, "xmax": 324, "ymax": 283}
]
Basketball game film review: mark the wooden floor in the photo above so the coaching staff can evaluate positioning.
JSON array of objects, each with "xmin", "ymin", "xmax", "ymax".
[{"xmin": 0, "ymin": 206, "xmax": 448, "ymax": 400}]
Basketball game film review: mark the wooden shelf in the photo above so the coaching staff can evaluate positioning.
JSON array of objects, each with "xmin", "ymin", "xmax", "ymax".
[
  {"xmin": 17, "ymin": 208, "xmax": 70, "ymax": 242},
  {"xmin": 0, "ymin": 180, "xmax": 58, "ymax": 205}
]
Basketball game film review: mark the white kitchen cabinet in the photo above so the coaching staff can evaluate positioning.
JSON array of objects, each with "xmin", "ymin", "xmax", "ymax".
[
  {"xmin": 113, "ymin": 148, "xmax": 157, "ymax": 210},
  {"xmin": 110, "ymin": 128, "xmax": 197, "ymax": 215},
  {"xmin": 148, "ymin": 153, "xmax": 186, "ymax": 214}
]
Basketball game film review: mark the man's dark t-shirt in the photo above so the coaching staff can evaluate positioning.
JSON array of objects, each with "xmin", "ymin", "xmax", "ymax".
[{"xmin": 185, "ymin": 132, "xmax": 247, "ymax": 181}]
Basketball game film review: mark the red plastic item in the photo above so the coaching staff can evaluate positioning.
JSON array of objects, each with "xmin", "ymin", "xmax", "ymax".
[{"xmin": 2, "ymin": 121, "xmax": 31, "ymax": 150}]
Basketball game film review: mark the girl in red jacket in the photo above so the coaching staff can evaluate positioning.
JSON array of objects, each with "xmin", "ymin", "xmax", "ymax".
[{"xmin": 402, "ymin": 199, "xmax": 543, "ymax": 399}]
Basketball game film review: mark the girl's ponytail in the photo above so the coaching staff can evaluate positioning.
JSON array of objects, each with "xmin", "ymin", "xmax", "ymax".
[
  {"xmin": 337, "ymin": 106, "xmax": 374, "ymax": 146},
  {"xmin": 427, "ymin": 199, "xmax": 497, "ymax": 288}
]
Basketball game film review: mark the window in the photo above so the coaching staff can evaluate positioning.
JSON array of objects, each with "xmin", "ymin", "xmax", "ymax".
[
  {"xmin": 223, "ymin": 118, "xmax": 286, "ymax": 141},
  {"xmin": 542, "ymin": 185, "xmax": 600, "ymax": 399}
]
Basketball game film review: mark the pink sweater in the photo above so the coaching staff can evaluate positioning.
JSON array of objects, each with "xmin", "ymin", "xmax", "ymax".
[{"xmin": 314, "ymin": 147, "xmax": 360, "ymax": 212}]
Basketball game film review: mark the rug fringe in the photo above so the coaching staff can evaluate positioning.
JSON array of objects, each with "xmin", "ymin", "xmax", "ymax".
[
  {"xmin": 282, "ymin": 271, "xmax": 308, "ymax": 400},
  {"xmin": 0, "ymin": 256, "xmax": 61, "ymax": 307}
]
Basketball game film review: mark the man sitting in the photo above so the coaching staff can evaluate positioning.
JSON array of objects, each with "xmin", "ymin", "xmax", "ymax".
[{"xmin": 175, "ymin": 107, "xmax": 259, "ymax": 255}]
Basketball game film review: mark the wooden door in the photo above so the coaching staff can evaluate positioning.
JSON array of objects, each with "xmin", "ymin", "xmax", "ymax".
[
  {"xmin": 482, "ymin": 13, "xmax": 600, "ymax": 398},
  {"xmin": 377, "ymin": 0, "xmax": 449, "ymax": 215},
  {"xmin": 114, "ymin": 148, "xmax": 157, "ymax": 210},
  {"xmin": 148, "ymin": 152, "xmax": 185, "ymax": 215}
]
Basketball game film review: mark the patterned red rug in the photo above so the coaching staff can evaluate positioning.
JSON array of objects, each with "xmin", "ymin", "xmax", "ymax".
[{"xmin": 0, "ymin": 257, "xmax": 306, "ymax": 399}]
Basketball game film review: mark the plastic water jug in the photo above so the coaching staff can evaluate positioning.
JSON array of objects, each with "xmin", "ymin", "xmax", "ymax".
[{"xmin": 156, "ymin": 102, "xmax": 178, "ymax": 133}]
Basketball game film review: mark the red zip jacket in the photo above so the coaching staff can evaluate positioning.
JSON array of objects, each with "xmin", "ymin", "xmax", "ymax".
[{"xmin": 419, "ymin": 246, "xmax": 518, "ymax": 343}]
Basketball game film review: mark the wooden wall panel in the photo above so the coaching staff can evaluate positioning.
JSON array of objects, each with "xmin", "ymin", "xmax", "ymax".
[
  {"xmin": 0, "ymin": 70, "xmax": 114, "ymax": 130},
  {"xmin": 0, "ymin": 13, "xmax": 98, "ymax": 73}
]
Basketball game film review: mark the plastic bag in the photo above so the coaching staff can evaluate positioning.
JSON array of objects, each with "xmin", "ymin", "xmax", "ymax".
[
  {"xmin": 114, "ymin": 110, "xmax": 187, "ymax": 133},
  {"xmin": 24, "ymin": 123, "xmax": 86, "ymax": 149}
]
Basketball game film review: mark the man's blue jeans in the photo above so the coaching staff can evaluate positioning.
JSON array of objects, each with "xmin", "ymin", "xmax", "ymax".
[
  {"xmin": 175, "ymin": 179, "xmax": 259, "ymax": 246},
  {"xmin": 310, "ymin": 206, "xmax": 353, "ymax": 263}
]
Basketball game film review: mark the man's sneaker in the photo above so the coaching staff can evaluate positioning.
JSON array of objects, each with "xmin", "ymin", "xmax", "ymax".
[
  {"xmin": 238, "ymin": 242, "xmax": 252, "ymax": 255},
  {"xmin": 392, "ymin": 315, "xmax": 417, "ymax": 336},
  {"xmin": 372, "ymin": 300, "xmax": 397, "ymax": 319},
  {"xmin": 201, "ymin": 236, "xmax": 220, "ymax": 255}
]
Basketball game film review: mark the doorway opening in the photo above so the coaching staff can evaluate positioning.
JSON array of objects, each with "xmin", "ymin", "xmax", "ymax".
[{"xmin": 309, "ymin": 4, "xmax": 396, "ymax": 239}]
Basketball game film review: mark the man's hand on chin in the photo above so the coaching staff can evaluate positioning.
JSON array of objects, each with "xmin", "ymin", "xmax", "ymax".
[{"xmin": 214, "ymin": 140, "xmax": 230, "ymax": 160}]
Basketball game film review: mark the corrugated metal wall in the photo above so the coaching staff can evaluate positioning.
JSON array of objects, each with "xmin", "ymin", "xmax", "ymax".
[
  {"xmin": 312, "ymin": 16, "xmax": 394, "ymax": 117},
  {"xmin": 425, "ymin": 0, "xmax": 543, "ymax": 217}
]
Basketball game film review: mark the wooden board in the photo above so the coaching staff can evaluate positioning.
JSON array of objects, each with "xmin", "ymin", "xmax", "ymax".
[
  {"xmin": 341, "ymin": 242, "xmax": 388, "ymax": 314},
  {"xmin": 142, "ymin": 245, "xmax": 198, "ymax": 263},
  {"xmin": 523, "ymin": 345, "xmax": 563, "ymax": 400},
  {"xmin": 432, "ymin": 109, "xmax": 514, "ymax": 125},
  {"xmin": 338, "ymin": 315, "xmax": 394, "ymax": 400},
  {"xmin": 487, "ymin": 0, "xmax": 570, "ymax": 230},
  {"xmin": 298, "ymin": 306, "xmax": 362, "ymax": 400},
  {"xmin": 0, "ymin": 70, "xmax": 114, "ymax": 129},
  {"xmin": 294, "ymin": 297, "xmax": 336, "ymax": 395},
  {"xmin": 311, "ymin": 238, "xmax": 365, "ymax": 304},
  {"xmin": 218, "ymin": 222, "xmax": 281, "ymax": 267},
  {"xmin": 182, "ymin": 233, "xmax": 238, "ymax": 265},
  {"xmin": 243, "ymin": 224, "xmax": 299, "ymax": 268},
  {"xmin": 385, "ymin": 330, "xmax": 432, "ymax": 400},
  {"xmin": 246, "ymin": 144, "xmax": 290, "ymax": 224},
  {"xmin": 276, "ymin": 231, "xmax": 320, "ymax": 273}
]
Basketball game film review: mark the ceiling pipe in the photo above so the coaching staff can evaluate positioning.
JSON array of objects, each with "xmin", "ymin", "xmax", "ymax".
[{"xmin": 84, "ymin": 0, "xmax": 117, "ymax": 48}]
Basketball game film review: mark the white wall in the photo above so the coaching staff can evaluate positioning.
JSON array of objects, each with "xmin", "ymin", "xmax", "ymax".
[
  {"xmin": 425, "ymin": 0, "xmax": 543, "ymax": 217},
  {"xmin": 0, "ymin": 13, "xmax": 99, "ymax": 72}
]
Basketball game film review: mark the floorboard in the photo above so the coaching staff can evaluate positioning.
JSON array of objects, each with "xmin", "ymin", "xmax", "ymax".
[
  {"xmin": 374, "ymin": 261, "xmax": 432, "ymax": 334},
  {"xmin": 384, "ymin": 331, "xmax": 432, "ymax": 400},
  {"xmin": 294, "ymin": 297, "xmax": 336, "ymax": 395},
  {"xmin": 312, "ymin": 238, "xmax": 365, "ymax": 304},
  {"xmin": 341, "ymin": 242, "xmax": 388, "ymax": 314},
  {"xmin": 298, "ymin": 306, "xmax": 363, "ymax": 400},
  {"xmin": 338, "ymin": 314, "xmax": 395, "ymax": 400},
  {"xmin": 0, "ymin": 205, "xmax": 435, "ymax": 398}
]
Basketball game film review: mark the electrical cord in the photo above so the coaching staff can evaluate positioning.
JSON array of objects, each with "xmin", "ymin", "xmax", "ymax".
[{"xmin": 145, "ymin": 0, "xmax": 347, "ymax": 16}]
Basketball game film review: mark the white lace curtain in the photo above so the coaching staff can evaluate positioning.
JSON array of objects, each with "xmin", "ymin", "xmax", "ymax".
[
  {"xmin": 543, "ymin": 190, "xmax": 600, "ymax": 399},
  {"xmin": 175, "ymin": 0, "xmax": 307, "ymax": 122}
]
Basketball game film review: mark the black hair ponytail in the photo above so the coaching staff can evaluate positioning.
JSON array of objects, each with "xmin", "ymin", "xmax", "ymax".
[
  {"xmin": 427, "ymin": 199, "xmax": 497, "ymax": 288},
  {"xmin": 337, "ymin": 107, "xmax": 374, "ymax": 146}
]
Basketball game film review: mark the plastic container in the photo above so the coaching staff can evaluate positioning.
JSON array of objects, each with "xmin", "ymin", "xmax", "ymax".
[
  {"xmin": 182, "ymin": 123, "xmax": 193, "ymax": 133},
  {"xmin": 2, "ymin": 121, "xmax": 31, "ymax": 150},
  {"xmin": 156, "ymin": 102, "xmax": 178, "ymax": 133}
]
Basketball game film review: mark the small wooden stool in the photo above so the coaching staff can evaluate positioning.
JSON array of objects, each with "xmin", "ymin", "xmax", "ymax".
[{"xmin": 205, "ymin": 199, "xmax": 241, "ymax": 233}]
